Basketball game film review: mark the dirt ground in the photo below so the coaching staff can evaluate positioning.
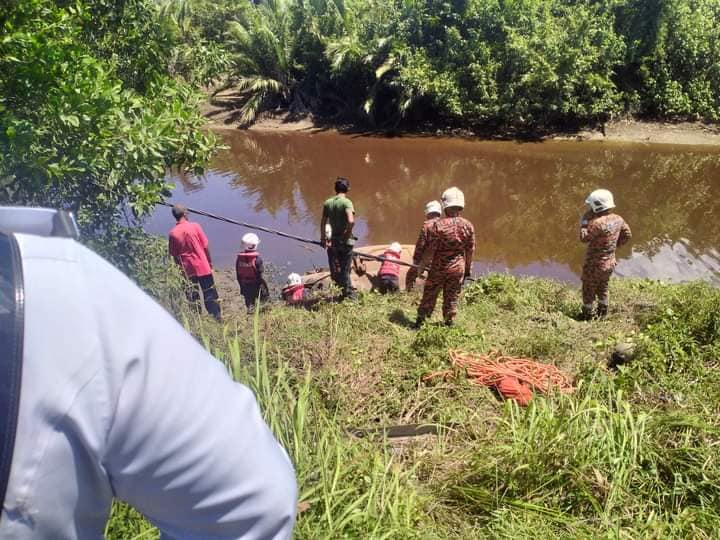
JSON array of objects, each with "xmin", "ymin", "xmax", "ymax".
[
  {"xmin": 202, "ymin": 97, "xmax": 720, "ymax": 146},
  {"xmin": 213, "ymin": 244, "xmax": 421, "ymax": 316},
  {"xmin": 553, "ymin": 118, "xmax": 720, "ymax": 146}
]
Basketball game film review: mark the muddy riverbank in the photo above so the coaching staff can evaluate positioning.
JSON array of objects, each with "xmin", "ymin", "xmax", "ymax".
[{"xmin": 202, "ymin": 102, "xmax": 720, "ymax": 146}]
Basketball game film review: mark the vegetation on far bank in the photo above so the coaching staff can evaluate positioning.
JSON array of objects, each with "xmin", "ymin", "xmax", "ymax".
[
  {"xmin": 107, "ymin": 266, "xmax": 720, "ymax": 538},
  {"xmin": 180, "ymin": 0, "xmax": 720, "ymax": 131}
]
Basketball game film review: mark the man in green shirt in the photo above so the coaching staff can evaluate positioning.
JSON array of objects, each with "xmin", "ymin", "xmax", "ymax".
[{"xmin": 320, "ymin": 177, "xmax": 356, "ymax": 299}]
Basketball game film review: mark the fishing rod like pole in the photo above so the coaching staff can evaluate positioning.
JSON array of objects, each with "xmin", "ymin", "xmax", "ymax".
[{"xmin": 159, "ymin": 202, "xmax": 419, "ymax": 269}]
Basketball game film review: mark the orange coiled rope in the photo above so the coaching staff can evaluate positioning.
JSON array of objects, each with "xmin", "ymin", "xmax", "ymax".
[{"xmin": 422, "ymin": 350, "xmax": 574, "ymax": 394}]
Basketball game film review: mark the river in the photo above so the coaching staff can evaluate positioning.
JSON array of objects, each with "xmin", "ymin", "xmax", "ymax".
[{"xmin": 145, "ymin": 130, "xmax": 720, "ymax": 284}]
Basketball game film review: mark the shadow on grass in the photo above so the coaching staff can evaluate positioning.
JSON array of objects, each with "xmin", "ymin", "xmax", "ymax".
[{"xmin": 389, "ymin": 308, "xmax": 416, "ymax": 328}]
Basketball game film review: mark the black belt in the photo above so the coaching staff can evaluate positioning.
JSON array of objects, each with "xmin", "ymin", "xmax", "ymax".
[{"xmin": 0, "ymin": 231, "xmax": 24, "ymax": 516}]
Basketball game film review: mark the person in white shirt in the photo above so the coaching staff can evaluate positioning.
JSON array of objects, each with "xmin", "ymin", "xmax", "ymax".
[{"xmin": 0, "ymin": 208, "xmax": 297, "ymax": 539}]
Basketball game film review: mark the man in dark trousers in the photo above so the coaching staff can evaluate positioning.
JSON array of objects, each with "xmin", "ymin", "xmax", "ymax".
[
  {"xmin": 320, "ymin": 177, "xmax": 357, "ymax": 300},
  {"xmin": 168, "ymin": 204, "xmax": 222, "ymax": 321}
]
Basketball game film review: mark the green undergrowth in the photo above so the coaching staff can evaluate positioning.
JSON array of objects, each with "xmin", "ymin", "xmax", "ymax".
[{"xmin": 107, "ymin": 274, "xmax": 720, "ymax": 538}]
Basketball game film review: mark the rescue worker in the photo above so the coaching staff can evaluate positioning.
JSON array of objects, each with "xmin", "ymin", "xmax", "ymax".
[
  {"xmin": 0, "ymin": 206, "xmax": 297, "ymax": 539},
  {"xmin": 406, "ymin": 200, "xmax": 442, "ymax": 291},
  {"xmin": 282, "ymin": 273, "xmax": 306, "ymax": 306},
  {"xmin": 168, "ymin": 204, "xmax": 222, "ymax": 321},
  {"xmin": 579, "ymin": 189, "xmax": 632, "ymax": 319},
  {"xmin": 320, "ymin": 177, "xmax": 357, "ymax": 300},
  {"xmin": 378, "ymin": 242, "xmax": 402, "ymax": 294},
  {"xmin": 415, "ymin": 187, "xmax": 475, "ymax": 328},
  {"xmin": 236, "ymin": 232, "xmax": 267, "ymax": 313}
]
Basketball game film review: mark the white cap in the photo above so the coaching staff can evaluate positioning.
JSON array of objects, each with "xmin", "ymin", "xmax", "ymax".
[
  {"xmin": 286, "ymin": 273, "xmax": 302, "ymax": 286},
  {"xmin": 242, "ymin": 232, "xmax": 260, "ymax": 249},
  {"xmin": 425, "ymin": 200, "xmax": 442, "ymax": 216},
  {"xmin": 389, "ymin": 242, "xmax": 402, "ymax": 254},
  {"xmin": 441, "ymin": 187, "xmax": 465, "ymax": 210},
  {"xmin": 585, "ymin": 189, "xmax": 616, "ymax": 214}
]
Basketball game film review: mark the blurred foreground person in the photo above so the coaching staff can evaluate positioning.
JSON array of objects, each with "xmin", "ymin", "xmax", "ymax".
[
  {"xmin": 415, "ymin": 188, "xmax": 475, "ymax": 327},
  {"xmin": 0, "ymin": 207, "xmax": 297, "ymax": 539},
  {"xmin": 405, "ymin": 200, "xmax": 442, "ymax": 291},
  {"xmin": 168, "ymin": 204, "xmax": 222, "ymax": 321},
  {"xmin": 579, "ymin": 189, "xmax": 632, "ymax": 319}
]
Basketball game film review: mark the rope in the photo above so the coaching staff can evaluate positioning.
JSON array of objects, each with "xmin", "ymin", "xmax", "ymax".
[
  {"xmin": 158, "ymin": 201, "xmax": 323, "ymax": 246},
  {"xmin": 158, "ymin": 202, "xmax": 419, "ymax": 269},
  {"xmin": 423, "ymin": 350, "xmax": 574, "ymax": 394}
]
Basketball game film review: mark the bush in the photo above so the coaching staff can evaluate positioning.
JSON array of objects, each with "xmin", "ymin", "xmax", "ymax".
[{"xmin": 182, "ymin": 0, "xmax": 720, "ymax": 129}]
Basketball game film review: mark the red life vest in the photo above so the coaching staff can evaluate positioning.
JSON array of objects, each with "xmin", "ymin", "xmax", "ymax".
[
  {"xmin": 236, "ymin": 251, "xmax": 259, "ymax": 282},
  {"xmin": 379, "ymin": 249, "xmax": 401, "ymax": 277},
  {"xmin": 282, "ymin": 283, "xmax": 305, "ymax": 304}
]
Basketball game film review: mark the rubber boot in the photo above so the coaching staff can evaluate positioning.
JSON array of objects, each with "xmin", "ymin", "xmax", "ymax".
[
  {"xmin": 596, "ymin": 303, "xmax": 608, "ymax": 319},
  {"xmin": 579, "ymin": 305, "xmax": 593, "ymax": 321}
]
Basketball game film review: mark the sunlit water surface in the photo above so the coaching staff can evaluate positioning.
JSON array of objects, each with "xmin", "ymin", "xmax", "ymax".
[{"xmin": 145, "ymin": 131, "xmax": 720, "ymax": 285}]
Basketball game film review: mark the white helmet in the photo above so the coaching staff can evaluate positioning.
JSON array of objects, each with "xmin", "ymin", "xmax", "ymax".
[
  {"xmin": 425, "ymin": 200, "xmax": 442, "ymax": 216},
  {"xmin": 389, "ymin": 242, "xmax": 402, "ymax": 254},
  {"xmin": 441, "ymin": 187, "xmax": 465, "ymax": 210},
  {"xmin": 585, "ymin": 189, "xmax": 615, "ymax": 214},
  {"xmin": 242, "ymin": 232, "xmax": 260, "ymax": 249},
  {"xmin": 286, "ymin": 273, "xmax": 302, "ymax": 287}
]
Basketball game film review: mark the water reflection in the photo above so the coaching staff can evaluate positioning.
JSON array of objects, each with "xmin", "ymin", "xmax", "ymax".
[{"xmin": 145, "ymin": 131, "xmax": 720, "ymax": 284}]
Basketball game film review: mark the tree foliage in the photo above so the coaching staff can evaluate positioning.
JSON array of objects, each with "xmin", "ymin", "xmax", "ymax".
[
  {"xmin": 177, "ymin": 0, "xmax": 720, "ymax": 128},
  {"xmin": 0, "ymin": 0, "xmax": 216, "ymax": 232}
]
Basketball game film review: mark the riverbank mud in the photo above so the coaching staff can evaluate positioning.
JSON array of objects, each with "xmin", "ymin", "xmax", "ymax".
[{"xmin": 202, "ymin": 102, "xmax": 720, "ymax": 146}]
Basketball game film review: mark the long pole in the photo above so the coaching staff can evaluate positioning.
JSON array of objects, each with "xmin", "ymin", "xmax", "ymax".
[{"xmin": 159, "ymin": 202, "xmax": 419, "ymax": 269}]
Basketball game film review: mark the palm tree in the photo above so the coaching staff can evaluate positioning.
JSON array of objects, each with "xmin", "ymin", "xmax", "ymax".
[{"xmin": 224, "ymin": 0, "xmax": 298, "ymax": 125}]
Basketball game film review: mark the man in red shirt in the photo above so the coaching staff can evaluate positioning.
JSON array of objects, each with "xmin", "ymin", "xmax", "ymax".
[{"xmin": 168, "ymin": 204, "xmax": 222, "ymax": 321}]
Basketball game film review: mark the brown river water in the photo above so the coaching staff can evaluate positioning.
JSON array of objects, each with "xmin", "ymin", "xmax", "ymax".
[{"xmin": 145, "ymin": 130, "xmax": 720, "ymax": 284}]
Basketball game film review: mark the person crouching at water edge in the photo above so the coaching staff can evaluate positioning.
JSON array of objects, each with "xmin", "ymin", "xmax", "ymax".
[
  {"xmin": 378, "ymin": 242, "xmax": 402, "ymax": 294},
  {"xmin": 236, "ymin": 232, "xmax": 268, "ymax": 313},
  {"xmin": 415, "ymin": 187, "xmax": 475, "ymax": 328},
  {"xmin": 406, "ymin": 200, "xmax": 442, "ymax": 291},
  {"xmin": 282, "ymin": 273, "xmax": 307, "ymax": 306},
  {"xmin": 579, "ymin": 189, "xmax": 632, "ymax": 320}
]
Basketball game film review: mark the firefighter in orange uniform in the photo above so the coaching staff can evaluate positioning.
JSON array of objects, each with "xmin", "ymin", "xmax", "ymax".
[
  {"xmin": 406, "ymin": 200, "xmax": 442, "ymax": 291},
  {"xmin": 415, "ymin": 188, "xmax": 475, "ymax": 327}
]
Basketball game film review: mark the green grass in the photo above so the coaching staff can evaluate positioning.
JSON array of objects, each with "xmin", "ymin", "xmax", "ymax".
[{"xmin": 106, "ymin": 274, "xmax": 720, "ymax": 539}]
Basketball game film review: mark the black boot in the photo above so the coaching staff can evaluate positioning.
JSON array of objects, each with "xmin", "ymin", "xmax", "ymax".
[
  {"xmin": 579, "ymin": 305, "xmax": 593, "ymax": 321},
  {"xmin": 596, "ymin": 303, "xmax": 608, "ymax": 319}
]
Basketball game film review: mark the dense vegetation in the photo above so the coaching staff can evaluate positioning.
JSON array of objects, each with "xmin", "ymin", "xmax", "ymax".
[
  {"xmin": 0, "ymin": 0, "xmax": 215, "ymax": 262},
  {"xmin": 107, "ymin": 272, "xmax": 720, "ymax": 538},
  {"xmin": 2, "ymin": 0, "xmax": 718, "ymax": 537},
  {"xmin": 179, "ymin": 0, "xmax": 720, "ymax": 129}
]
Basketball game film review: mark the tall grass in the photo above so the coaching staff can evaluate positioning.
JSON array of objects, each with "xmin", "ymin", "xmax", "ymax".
[
  {"xmin": 450, "ymin": 380, "xmax": 720, "ymax": 537},
  {"xmin": 198, "ymin": 309, "xmax": 427, "ymax": 539},
  {"xmin": 107, "ymin": 275, "xmax": 720, "ymax": 538}
]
